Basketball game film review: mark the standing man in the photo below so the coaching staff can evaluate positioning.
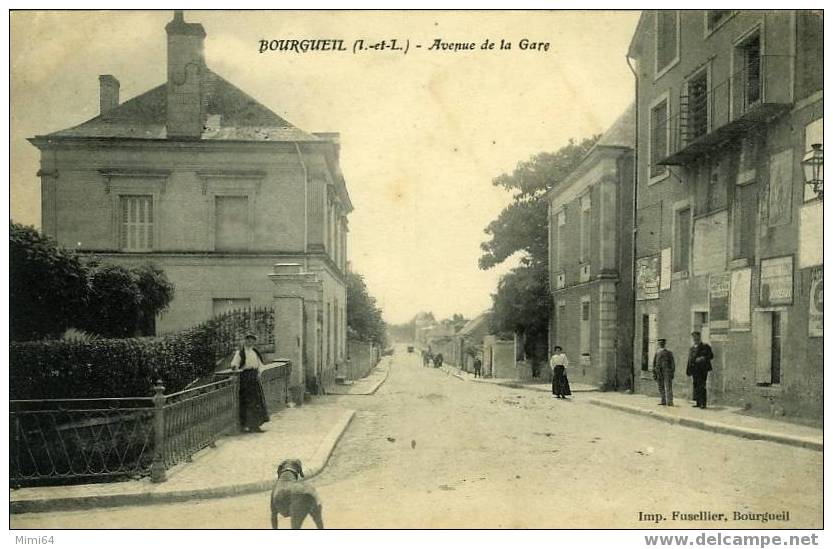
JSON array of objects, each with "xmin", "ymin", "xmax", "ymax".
[
  {"xmin": 652, "ymin": 338, "xmax": 675, "ymax": 406},
  {"xmin": 686, "ymin": 331, "xmax": 713, "ymax": 409},
  {"xmin": 473, "ymin": 356, "xmax": 483, "ymax": 378}
]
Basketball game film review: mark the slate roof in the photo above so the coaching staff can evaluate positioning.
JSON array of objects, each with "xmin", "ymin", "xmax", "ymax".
[
  {"xmin": 457, "ymin": 312, "xmax": 491, "ymax": 338},
  {"xmin": 593, "ymin": 103, "xmax": 635, "ymax": 150},
  {"xmin": 46, "ymin": 69, "xmax": 320, "ymax": 142}
]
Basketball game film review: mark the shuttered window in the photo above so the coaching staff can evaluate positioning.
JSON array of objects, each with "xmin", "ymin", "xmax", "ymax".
[{"xmin": 120, "ymin": 195, "xmax": 153, "ymax": 251}]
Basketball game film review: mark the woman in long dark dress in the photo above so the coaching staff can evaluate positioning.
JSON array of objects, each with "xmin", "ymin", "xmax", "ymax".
[
  {"xmin": 549, "ymin": 346, "xmax": 572, "ymax": 399},
  {"xmin": 231, "ymin": 333, "xmax": 270, "ymax": 432}
]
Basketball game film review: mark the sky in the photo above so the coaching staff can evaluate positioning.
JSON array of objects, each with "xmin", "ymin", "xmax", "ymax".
[{"xmin": 10, "ymin": 10, "xmax": 640, "ymax": 325}]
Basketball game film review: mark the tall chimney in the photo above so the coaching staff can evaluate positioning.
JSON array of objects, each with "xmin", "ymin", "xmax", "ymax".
[
  {"xmin": 99, "ymin": 75, "xmax": 120, "ymax": 115},
  {"xmin": 165, "ymin": 10, "xmax": 206, "ymax": 139}
]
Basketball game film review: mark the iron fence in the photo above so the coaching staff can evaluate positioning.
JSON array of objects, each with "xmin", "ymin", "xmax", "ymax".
[
  {"xmin": 259, "ymin": 361, "xmax": 291, "ymax": 412},
  {"xmin": 10, "ymin": 369, "xmax": 276, "ymax": 485},
  {"xmin": 157, "ymin": 377, "xmax": 239, "ymax": 473},
  {"xmin": 10, "ymin": 397, "xmax": 155, "ymax": 485}
]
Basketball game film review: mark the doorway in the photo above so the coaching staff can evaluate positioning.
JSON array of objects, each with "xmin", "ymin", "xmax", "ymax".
[
  {"xmin": 692, "ymin": 310, "xmax": 710, "ymax": 343},
  {"xmin": 640, "ymin": 313, "xmax": 657, "ymax": 373},
  {"xmin": 753, "ymin": 310, "xmax": 785, "ymax": 386}
]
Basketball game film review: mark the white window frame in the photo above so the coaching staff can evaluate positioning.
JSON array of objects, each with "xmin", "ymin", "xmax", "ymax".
[
  {"xmin": 654, "ymin": 10, "xmax": 681, "ymax": 81},
  {"xmin": 648, "ymin": 91, "xmax": 671, "ymax": 185}
]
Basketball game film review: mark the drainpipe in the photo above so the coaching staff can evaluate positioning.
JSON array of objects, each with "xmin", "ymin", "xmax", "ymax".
[
  {"xmin": 626, "ymin": 54, "xmax": 639, "ymax": 394},
  {"xmin": 294, "ymin": 142, "xmax": 309, "ymax": 272}
]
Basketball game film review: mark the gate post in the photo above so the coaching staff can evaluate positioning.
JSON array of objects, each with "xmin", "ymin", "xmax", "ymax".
[
  {"xmin": 150, "ymin": 381, "xmax": 167, "ymax": 483},
  {"xmin": 268, "ymin": 263, "xmax": 322, "ymax": 404}
]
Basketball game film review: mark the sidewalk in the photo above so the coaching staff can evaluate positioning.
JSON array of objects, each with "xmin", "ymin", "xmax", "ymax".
[
  {"xmin": 439, "ymin": 364, "xmax": 599, "ymax": 393},
  {"xmin": 11, "ymin": 399, "xmax": 355, "ymax": 514},
  {"xmin": 328, "ymin": 358, "xmax": 391, "ymax": 395},
  {"xmin": 588, "ymin": 391, "xmax": 822, "ymax": 451}
]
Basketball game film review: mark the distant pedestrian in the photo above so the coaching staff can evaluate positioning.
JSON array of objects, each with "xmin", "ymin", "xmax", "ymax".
[
  {"xmin": 473, "ymin": 357, "xmax": 482, "ymax": 378},
  {"xmin": 652, "ymin": 338, "xmax": 675, "ymax": 406},
  {"xmin": 686, "ymin": 331, "xmax": 713, "ymax": 409},
  {"xmin": 531, "ymin": 359, "xmax": 541, "ymax": 379},
  {"xmin": 549, "ymin": 346, "xmax": 572, "ymax": 399},
  {"xmin": 231, "ymin": 333, "xmax": 270, "ymax": 432},
  {"xmin": 433, "ymin": 353, "xmax": 444, "ymax": 368},
  {"xmin": 422, "ymin": 351, "xmax": 430, "ymax": 368}
]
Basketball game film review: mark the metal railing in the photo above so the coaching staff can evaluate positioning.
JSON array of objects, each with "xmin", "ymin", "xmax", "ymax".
[
  {"xmin": 156, "ymin": 377, "xmax": 238, "ymax": 474},
  {"xmin": 10, "ymin": 397, "xmax": 155, "ymax": 485},
  {"xmin": 258, "ymin": 361, "xmax": 291, "ymax": 412},
  {"xmin": 659, "ymin": 55, "xmax": 793, "ymax": 163},
  {"xmin": 10, "ymin": 360, "xmax": 293, "ymax": 486}
]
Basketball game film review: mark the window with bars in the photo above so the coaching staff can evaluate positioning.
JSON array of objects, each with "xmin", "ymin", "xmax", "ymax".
[
  {"xmin": 120, "ymin": 195, "xmax": 154, "ymax": 251},
  {"xmin": 686, "ymin": 70, "xmax": 709, "ymax": 142}
]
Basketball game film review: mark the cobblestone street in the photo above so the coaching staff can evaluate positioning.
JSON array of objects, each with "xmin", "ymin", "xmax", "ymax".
[{"xmin": 11, "ymin": 348, "xmax": 822, "ymax": 529}]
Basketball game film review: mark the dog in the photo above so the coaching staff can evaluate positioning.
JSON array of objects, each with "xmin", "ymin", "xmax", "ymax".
[{"xmin": 270, "ymin": 459, "xmax": 324, "ymax": 529}]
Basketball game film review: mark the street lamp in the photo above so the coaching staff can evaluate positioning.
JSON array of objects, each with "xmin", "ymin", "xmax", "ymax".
[{"xmin": 802, "ymin": 143, "xmax": 823, "ymax": 200}]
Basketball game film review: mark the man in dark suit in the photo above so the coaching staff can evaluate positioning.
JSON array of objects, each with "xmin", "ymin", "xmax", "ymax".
[
  {"xmin": 653, "ymin": 338, "xmax": 675, "ymax": 406},
  {"xmin": 686, "ymin": 331, "xmax": 713, "ymax": 409}
]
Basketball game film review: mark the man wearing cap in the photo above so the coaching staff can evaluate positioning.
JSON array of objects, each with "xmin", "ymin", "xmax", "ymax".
[
  {"xmin": 652, "ymin": 338, "xmax": 675, "ymax": 406},
  {"xmin": 686, "ymin": 331, "xmax": 714, "ymax": 409}
]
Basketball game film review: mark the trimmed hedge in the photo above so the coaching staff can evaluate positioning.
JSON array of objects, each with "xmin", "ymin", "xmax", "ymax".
[
  {"xmin": 10, "ymin": 307, "xmax": 275, "ymax": 400},
  {"xmin": 10, "ymin": 331, "xmax": 213, "ymax": 399}
]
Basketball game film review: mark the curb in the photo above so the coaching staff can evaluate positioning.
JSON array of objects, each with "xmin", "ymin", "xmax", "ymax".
[
  {"xmin": 588, "ymin": 398, "xmax": 822, "ymax": 452},
  {"xmin": 10, "ymin": 409, "xmax": 356, "ymax": 515}
]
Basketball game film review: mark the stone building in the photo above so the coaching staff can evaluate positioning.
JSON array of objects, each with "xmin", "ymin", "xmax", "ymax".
[
  {"xmin": 546, "ymin": 105, "xmax": 636, "ymax": 390},
  {"xmin": 627, "ymin": 10, "xmax": 822, "ymax": 418},
  {"xmin": 29, "ymin": 11, "xmax": 353, "ymax": 393}
]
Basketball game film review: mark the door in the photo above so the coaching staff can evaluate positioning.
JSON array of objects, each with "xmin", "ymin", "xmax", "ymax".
[
  {"xmin": 641, "ymin": 313, "xmax": 657, "ymax": 372},
  {"xmin": 770, "ymin": 312, "xmax": 782, "ymax": 385},
  {"xmin": 693, "ymin": 311, "xmax": 710, "ymax": 343}
]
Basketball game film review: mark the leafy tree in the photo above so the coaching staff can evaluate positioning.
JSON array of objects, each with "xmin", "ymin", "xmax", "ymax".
[
  {"xmin": 79, "ymin": 262, "xmax": 174, "ymax": 338},
  {"xmin": 10, "ymin": 222, "xmax": 175, "ymax": 341},
  {"xmin": 346, "ymin": 270, "xmax": 387, "ymax": 347},
  {"xmin": 10, "ymin": 223, "xmax": 90, "ymax": 341},
  {"xmin": 480, "ymin": 137, "xmax": 598, "ymax": 360}
]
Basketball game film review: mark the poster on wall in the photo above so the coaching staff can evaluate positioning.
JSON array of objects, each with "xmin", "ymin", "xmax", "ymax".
[
  {"xmin": 693, "ymin": 211, "xmax": 728, "ymax": 276},
  {"xmin": 660, "ymin": 247, "xmax": 672, "ymax": 291},
  {"xmin": 636, "ymin": 255, "xmax": 660, "ymax": 301},
  {"xmin": 767, "ymin": 149, "xmax": 794, "ymax": 227},
  {"xmin": 709, "ymin": 273, "xmax": 731, "ymax": 338},
  {"xmin": 729, "ymin": 268, "xmax": 751, "ymax": 331},
  {"xmin": 809, "ymin": 266, "xmax": 823, "ymax": 338},
  {"xmin": 760, "ymin": 256, "xmax": 794, "ymax": 307}
]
